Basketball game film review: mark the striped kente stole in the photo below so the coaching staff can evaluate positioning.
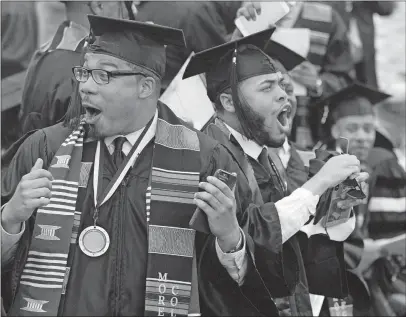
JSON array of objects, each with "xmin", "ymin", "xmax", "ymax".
[
  {"xmin": 9, "ymin": 106, "xmax": 202, "ymax": 316},
  {"xmin": 144, "ymin": 111, "xmax": 201, "ymax": 316},
  {"xmin": 9, "ymin": 122, "xmax": 86, "ymax": 316}
]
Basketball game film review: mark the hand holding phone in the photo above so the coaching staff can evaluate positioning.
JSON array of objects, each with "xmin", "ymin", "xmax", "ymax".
[{"xmin": 190, "ymin": 169, "xmax": 237, "ymax": 234}]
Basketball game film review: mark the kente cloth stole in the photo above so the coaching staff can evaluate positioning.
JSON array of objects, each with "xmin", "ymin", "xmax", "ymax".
[
  {"xmin": 144, "ymin": 114, "xmax": 201, "ymax": 316},
  {"xmin": 10, "ymin": 113, "xmax": 202, "ymax": 317},
  {"xmin": 9, "ymin": 123, "xmax": 86, "ymax": 316}
]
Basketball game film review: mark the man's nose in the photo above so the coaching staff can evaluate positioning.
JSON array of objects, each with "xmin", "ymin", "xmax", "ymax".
[
  {"xmin": 276, "ymin": 85, "xmax": 288, "ymax": 102},
  {"xmin": 79, "ymin": 75, "xmax": 98, "ymax": 95}
]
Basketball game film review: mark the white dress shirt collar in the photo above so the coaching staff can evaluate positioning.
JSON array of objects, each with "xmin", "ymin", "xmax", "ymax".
[
  {"xmin": 224, "ymin": 123, "xmax": 265, "ymax": 160},
  {"xmin": 104, "ymin": 111, "xmax": 158, "ymax": 155}
]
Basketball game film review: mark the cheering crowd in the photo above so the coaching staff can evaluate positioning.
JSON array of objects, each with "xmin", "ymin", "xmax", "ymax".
[{"xmin": 1, "ymin": 1, "xmax": 405, "ymax": 316}]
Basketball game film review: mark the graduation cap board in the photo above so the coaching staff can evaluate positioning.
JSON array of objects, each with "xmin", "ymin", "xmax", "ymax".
[
  {"xmin": 86, "ymin": 15, "xmax": 186, "ymax": 78},
  {"xmin": 183, "ymin": 28, "xmax": 305, "ymax": 102},
  {"xmin": 318, "ymin": 82, "xmax": 391, "ymax": 124}
]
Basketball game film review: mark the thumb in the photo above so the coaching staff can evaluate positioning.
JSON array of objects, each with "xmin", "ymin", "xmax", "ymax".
[{"xmin": 31, "ymin": 158, "xmax": 43, "ymax": 172}]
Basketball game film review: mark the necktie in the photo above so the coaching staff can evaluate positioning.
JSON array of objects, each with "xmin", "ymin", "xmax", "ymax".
[{"xmin": 112, "ymin": 136, "xmax": 127, "ymax": 168}]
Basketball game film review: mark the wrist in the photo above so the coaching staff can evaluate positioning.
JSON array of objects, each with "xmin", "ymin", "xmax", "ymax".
[
  {"xmin": 303, "ymin": 173, "xmax": 330, "ymax": 196},
  {"xmin": 217, "ymin": 227, "xmax": 241, "ymax": 253},
  {"xmin": 1, "ymin": 205, "xmax": 22, "ymax": 234}
]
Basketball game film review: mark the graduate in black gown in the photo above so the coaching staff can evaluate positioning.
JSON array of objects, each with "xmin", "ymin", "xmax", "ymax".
[
  {"xmin": 1, "ymin": 16, "xmax": 291, "ymax": 317},
  {"xmin": 183, "ymin": 30, "xmax": 369, "ymax": 317}
]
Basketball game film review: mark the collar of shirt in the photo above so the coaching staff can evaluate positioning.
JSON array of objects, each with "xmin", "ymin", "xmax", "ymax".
[
  {"xmin": 277, "ymin": 138, "xmax": 291, "ymax": 169},
  {"xmin": 224, "ymin": 123, "xmax": 265, "ymax": 160},
  {"xmin": 104, "ymin": 111, "xmax": 158, "ymax": 156}
]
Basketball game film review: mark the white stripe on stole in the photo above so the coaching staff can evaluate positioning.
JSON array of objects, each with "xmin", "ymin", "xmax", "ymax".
[
  {"xmin": 52, "ymin": 191, "xmax": 78, "ymax": 198},
  {"xmin": 20, "ymin": 275, "xmax": 64, "ymax": 283},
  {"xmin": 51, "ymin": 185, "xmax": 78, "ymax": 192},
  {"xmin": 28, "ymin": 251, "xmax": 68, "ymax": 258},
  {"xmin": 27, "ymin": 258, "xmax": 67, "ymax": 265},
  {"xmin": 25, "ymin": 264, "xmax": 66, "ymax": 271},
  {"xmin": 23, "ymin": 270, "xmax": 65, "ymax": 277},
  {"xmin": 45, "ymin": 204, "xmax": 76, "ymax": 211},
  {"xmin": 52, "ymin": 179, "xmax": 79, "ymax": 186},
  {"xmin": 50, "ymin": 197, "xmax": 77, "ymax": 205},
  {"xmin": 369, "ymin": 197, "xmax": 406, "ymax": 212},
  {"xmin": 20, "ymin": 281, "xmax": 62, "ymax": 289}
]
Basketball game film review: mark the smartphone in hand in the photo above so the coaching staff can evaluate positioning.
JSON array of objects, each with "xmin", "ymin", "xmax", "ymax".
[{"xmin": 189, "ymin": 169, "xmax": 237, "ymax": 234}]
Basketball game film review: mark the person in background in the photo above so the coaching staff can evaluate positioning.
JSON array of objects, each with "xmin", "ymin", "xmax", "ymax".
[
  {"xmin": 183, "ymin": 30, "xmax": 369, "ymax": 317},
  {"xmin": 316, "ymin": 82, "xmax": 405, "ymax": 316},
  {"xmin": 1, "ymin": 1, "xmax": 38, "ymax": 79},
  {"xmin": 18, "ymin": 1, "xmax": 130, "ymax": 136},
  {"xmin": 236, "ymin": 1, "xmax": 355, "ymax": 149},
  {"xmin": 133, "ymin": 1, "xmax": 242, "ymax": 93},
  {"xmin": 1, "ymin": 1, "xmax": 38, "ymax": 158},
  {"xmin": 326, "ymin": 1, "xmax": 396, "ymax": 88}
]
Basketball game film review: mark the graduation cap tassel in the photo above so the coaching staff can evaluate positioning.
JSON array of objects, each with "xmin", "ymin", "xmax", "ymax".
[{"xmin": 230, "ymin": 49, "xmax": 257, "ymax": 141}]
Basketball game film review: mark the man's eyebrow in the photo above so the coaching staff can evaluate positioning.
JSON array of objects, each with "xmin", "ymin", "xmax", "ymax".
[
  {"xmin": 97, "ymin": 60, "xmax": 119, "ymax": 69},
  {"xmin": 258, "ymin": 78, "xmax": 279, "ymax": 86}
]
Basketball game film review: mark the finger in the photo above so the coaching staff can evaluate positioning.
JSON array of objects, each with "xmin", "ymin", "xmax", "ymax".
[
  {"xmin": 237, "ymin": 8, "xmax": 251, "ymax": 19},
  {"xmin": 247, "ymin": 6, "xmax": 257, "ymax": 20},
  {"xmin": 24, "ymin": 177, "xmax": 52, "ymax": 190},
  {"xmin": 31, "ymin": 158, "xmax": 43, "ymax": 172},
  {"xmin": 194, "ymin": 191, "xmax": 222, "ymax": 211},
  {"xmin": 25, "ymin": 187, "xmax": 52, "ymax": 199},
  {"xmin": 25, "ymin": 197, "xmax": 51, "ymax": 210},
  {"xmin": 206, "ymin": 176, "xmax": 235, "ymax": 198},
  {"xmin": 253, "ymin": 2, "xmax": 261, "ymax": 15},
  {"xmin": 24, "ymin": 169, "xmax": 54, "ymax": 181},
  {"xmin": 194, "ymin": 198, "xmax": 215, "ymax": 218},
  {"xmin": 355, "ymin": 172, "xmax": 369, "ymax": 183}
]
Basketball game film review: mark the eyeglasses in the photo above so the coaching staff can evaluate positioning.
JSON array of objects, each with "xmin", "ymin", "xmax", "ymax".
[{"xmin": 72, "ymin": 66, "xmax": 147, "ymax": 85}]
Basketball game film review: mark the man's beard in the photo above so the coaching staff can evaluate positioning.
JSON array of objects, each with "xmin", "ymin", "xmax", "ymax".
[
  {"xmin": 237, "ymin": 101, "xmax": 284, "ymax": 148},
  {"xmin": 85, "ymin": 124, "xmax": 102, "ymax": 140}
]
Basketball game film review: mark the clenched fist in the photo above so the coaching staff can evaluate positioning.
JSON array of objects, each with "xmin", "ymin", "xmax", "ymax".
[
  {"xmin": 1, "ymin": 158, "xmax": 53, "ymax": 234},
  {"xmin": 303, "ymin": 154, "xmax": 361, "ymax": 196}
]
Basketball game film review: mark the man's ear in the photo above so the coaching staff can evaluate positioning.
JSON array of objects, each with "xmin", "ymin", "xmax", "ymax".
[
  {"xmin": 219, "ymin": 93, "xmax": 235, "ymax": 113},
  {"xmin": 331, "ymin": 123, "xmax": 340, "ymax": 140},
  {"xmin": 138, "ymin": 76, "xmax": 156, "ymax": 99}
]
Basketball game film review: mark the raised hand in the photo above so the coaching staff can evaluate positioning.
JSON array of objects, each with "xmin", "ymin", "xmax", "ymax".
[
  {"xmin": 2, "ymin": 158, "xmax": 53, "ymax": 233},
  {"xmin": 194, "ymin": 175, "xmax": 240, "ymax": 252}
]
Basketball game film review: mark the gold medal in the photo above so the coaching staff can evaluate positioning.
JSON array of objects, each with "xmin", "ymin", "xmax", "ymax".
[{"xmin": 79, "ymin": 226, "xmax": 110, "ymax": 257}]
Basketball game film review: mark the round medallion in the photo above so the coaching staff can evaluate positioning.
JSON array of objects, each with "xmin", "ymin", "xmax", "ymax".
[{"xmin": 79, "ymin": 226, "xmax": 110, "ymax": 257}]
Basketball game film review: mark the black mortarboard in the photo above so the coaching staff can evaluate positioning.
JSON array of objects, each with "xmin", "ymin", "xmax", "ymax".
[
  {"xmin": 183, "ymin": 28, "xmax": 305, "ymax": 102},
  {"xmin": 317, "ymin": 82, "xmax": 391, "ymax": 124},
  {"xmin": 86, "ymin": 15, "xmax": 186, "ymax": 78}
]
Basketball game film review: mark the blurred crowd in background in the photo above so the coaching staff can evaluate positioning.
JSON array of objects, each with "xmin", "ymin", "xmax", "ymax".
[{"xmin": 1, "ymin": 1, "xmax": 405, "ymax": 152}]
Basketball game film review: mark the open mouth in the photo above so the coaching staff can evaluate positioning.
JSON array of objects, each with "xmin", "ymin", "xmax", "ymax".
[
  {"xmin": 277, "ymin": 104, "xmax": 292, "ymax": 128},
  {"xmin": 83, "ymin": 104, "xmax": 102, "ymax": 123}
]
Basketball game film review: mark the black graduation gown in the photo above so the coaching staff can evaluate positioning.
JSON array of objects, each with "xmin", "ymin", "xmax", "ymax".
[
  {"xmin": 19, "ymin": 21, "xmax": 87, "ymax": 136},
  {"xmin": 205, "ymin": 123, "xmax": 349, "ymax": 308},
  {"xmin": 2, "ymin": 106, "xmax": 284, "ymax": 316}
]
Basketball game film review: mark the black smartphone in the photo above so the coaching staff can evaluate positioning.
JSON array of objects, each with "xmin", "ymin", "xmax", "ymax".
[{"xmin": 189, "ymin": 169, "xmax": 237, "ymax": 234}]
